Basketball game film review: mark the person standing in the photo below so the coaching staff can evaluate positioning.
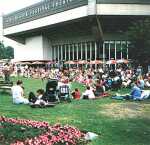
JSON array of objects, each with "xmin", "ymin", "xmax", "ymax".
[{"xmin": 3, "ymin": 63, "xmax": 11, "ymax": 83}]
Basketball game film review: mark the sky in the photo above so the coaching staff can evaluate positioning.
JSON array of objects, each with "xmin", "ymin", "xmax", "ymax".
[
  {"xmin": 0, "ymin": 0, "xmax": 42, "ymax": 47},
  {"xmin": 0, "ymin": 0, "xmax": 42, "ymax": 14}
]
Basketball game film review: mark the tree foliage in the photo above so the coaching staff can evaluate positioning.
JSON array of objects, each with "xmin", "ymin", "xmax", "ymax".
[
  {"xmin": 0, "ymin": 41, "xmax": 14, "ymax": 59},
  {"xmin": 126, "ymin": 18, "xmax": 150, "ymax": 65}
]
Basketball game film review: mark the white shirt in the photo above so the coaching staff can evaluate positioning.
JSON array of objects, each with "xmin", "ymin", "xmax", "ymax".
[
  {"xmin": 11, "ymin": 85, "xmax": 23, "ymax": 99},
  {"xmin": 114, "ymin": 76, "xmax": 120, "ymax": 81},
  {"xmin": 58, "ymin": 82, "xmax": 71, "ymax": 89},
  {"xmin": 83, "ymin": 89, "xmax": 95, "ymax": 99},
  {"xmin": 38, "ymin": 94, "xmax": 42, "ymax": 99}
]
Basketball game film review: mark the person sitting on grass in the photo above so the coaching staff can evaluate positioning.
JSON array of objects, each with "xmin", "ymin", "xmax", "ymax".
[
  {"xmin": 112, "ymin": 80, "xmax": 150, "ymax": 101},
  {"xmin": 82, "ymin": 86, "xmax": 95, "ymax": 99},
  {"xmin": 127, "ymin": 81, "xmax": 150, "ymax": 100},
  {"xmin": 94, "ymin": 79, "xmax": 105, "ymax": 97},
  {"xmin": 28, "ymin": 92, "xmax": 37, "ymax": 103},
  {"xmin": 29, "ymin": 89, "xmax": 48, "ymax": 106},
  {"xmin": 130, "ymin": 81, "xmax": 142, "ymax": 100},
  {"xmin": 112, "ymin": 81, "xmax": 141, "ymax": 101},
  {"xmin": 72, "ymin": 88, "xmax": 81, "ymax": 100},
  {"xmin": 11, "ymin": 80, "xmax": 29, "ymax": 104}
]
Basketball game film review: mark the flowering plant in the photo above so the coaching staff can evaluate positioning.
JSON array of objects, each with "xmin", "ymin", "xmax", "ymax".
[{"xmin": 0, "ymin": 116, "xmax": 86, "ymax": 145}]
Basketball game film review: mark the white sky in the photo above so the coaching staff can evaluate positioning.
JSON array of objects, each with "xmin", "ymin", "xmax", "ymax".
[
  {"xmin": 0, "ymin": 0, "xmax": 42, "ymax": 14},
  {"xmin": 0, "ymin": 0, "xmax": 42, "ymax": 47}
]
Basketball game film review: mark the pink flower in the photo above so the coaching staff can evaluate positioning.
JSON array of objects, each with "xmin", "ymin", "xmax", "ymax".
[{"xmin": 0, "ymin": 116, "xmax": 85, "ymax": 145}]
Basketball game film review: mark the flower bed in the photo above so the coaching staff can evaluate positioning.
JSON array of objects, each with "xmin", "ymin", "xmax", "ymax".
[{"xmin": 0, "ymin": 116, "xmax": 86, "ymax": 145}]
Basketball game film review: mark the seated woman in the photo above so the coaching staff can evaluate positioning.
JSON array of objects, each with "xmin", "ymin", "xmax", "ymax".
[
  {"xmin": 82, "ymin": 86, "xmax": 95, "ymax": 99},
  {"xmin": 94, "ymin": 80, "xmax": 104, "ymax": 97},
  {"xmin": 130, "ymin": 82, "xmax": 142, "ymax": 100},
  {"xmin": 72, "ymin": 88, "xmax": 81, "ymax": 100},
  {"xmin": 11, "ymin": 80, "xmax": 29, "ymax": 104}
]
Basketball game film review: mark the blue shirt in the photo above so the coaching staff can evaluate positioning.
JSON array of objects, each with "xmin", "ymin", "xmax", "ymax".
[{"xmin": 131, "ymin": 85, "xmax": 141, "ymax": 99}]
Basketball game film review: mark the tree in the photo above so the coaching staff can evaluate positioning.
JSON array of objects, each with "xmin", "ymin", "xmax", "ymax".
[
  {"xmin": 5, "ymin": 46, "xmax": 14, "ymax": 59},
  {"xmin": 0, "ymin": 41, "xmax": 14, "ymax": 59},
  {"xmin": 126, "ymin": 18, "xmax": 150, "ymax": 66},
  {"xmin": 0, "ymin": 41, "xmax": 5, "ymax": 59}
]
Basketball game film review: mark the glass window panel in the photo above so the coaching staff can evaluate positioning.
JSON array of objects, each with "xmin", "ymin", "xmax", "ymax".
[{"xmin": 116, "ymin": 41, "xmax": 121, "ymax": 59}]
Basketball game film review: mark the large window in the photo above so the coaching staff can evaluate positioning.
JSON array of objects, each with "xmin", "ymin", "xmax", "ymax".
[{"xmin": 52, "ymin": 41, "xmax": 102, "ymax": 61}]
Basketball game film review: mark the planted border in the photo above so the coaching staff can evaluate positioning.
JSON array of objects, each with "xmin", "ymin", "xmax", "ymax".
[{"xmin": 0, "ymin": 116, "xmax": 86, "ymax": 145}]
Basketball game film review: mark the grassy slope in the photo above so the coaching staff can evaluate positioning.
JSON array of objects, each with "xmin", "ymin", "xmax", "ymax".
[{"xmin": 0, "ymin": 77, "xmax": 150, "ymax": 145}]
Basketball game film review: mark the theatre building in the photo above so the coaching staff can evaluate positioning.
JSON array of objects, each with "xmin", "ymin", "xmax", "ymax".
[{"xmin": 2, "ymin": 0, "xmax": 150, "ymax": 62}]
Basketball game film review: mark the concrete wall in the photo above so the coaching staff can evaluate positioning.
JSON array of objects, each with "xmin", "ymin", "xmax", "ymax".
[
  {"xmin": 43, "ymin": 36, "xmax": 52, "ymax": 60},
  {"xmin": 88, "ymin": 0, "xmax": 96, "ymax": 15},
  {"xmin": 14, "ymin": 35, "xmax": 43, "ymax": 61},
  {"xmin": 97, "ymin": 4, "xmax": 150, "ymax": 15},
  {"xmin": 3, "ymin": 3, "xmax": 150, "ymax": 36},
  {"xmin": 0, "ymin": 15, "xmax": 3, "ymax": 41},
  {"xmin": 3, "ymin": 5, "xmax": 88, "ymax": 36}
]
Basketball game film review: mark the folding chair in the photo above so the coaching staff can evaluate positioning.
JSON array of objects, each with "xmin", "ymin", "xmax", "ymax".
[{"xmin": 59, "ymin": 85, "xmax": 71, "ymax": 102}]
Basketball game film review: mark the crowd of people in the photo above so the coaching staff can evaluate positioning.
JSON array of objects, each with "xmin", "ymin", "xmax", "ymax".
[{"xmin": 0, "ymin": 62, "xmax": 150, "ymax": 104}]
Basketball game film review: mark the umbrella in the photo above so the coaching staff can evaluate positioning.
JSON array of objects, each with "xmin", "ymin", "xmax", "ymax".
[
  {"xmin": 89, "ymin": 60, "xmax": 103, "ymax": 65},
  {"xmin": 117, "ymin": 59, "xmax": 129, "ymax": 64},
  {"xmin": 32, "ymin": 61, "xmax": 44, "ymax": 64},
  {"xmin": 65, "ymin": 61, "xmax": 77, "ymax": 64},
  {"xmin": 16, "ymin": 61, "xmax": 32, "ymax": 65},
  {"xmin": 77, "ymin": 60, "xmax": 88, "ymax": 64},
  {"xmin": 0, "ymin": 60, "xmax": 5, "ymax": 63},
  {"xmin": 106, "ymin": 60, "xmax": 117, "ymax": 64},
  {"xmin": 47, "ymin": 61, "xmax": 55, "ymax": 64}
]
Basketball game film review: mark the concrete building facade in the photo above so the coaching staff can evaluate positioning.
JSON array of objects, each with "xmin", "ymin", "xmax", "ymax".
[{"xmin": 2, "ymin": 0, "xmax": 150, "ymax": 61}]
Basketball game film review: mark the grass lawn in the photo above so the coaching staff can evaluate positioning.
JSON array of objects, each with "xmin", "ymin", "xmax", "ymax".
[
  {"xmin": 0, "ymin": 77, "xmax": 150, "ymax": 145},
  {"xmin": 0, "ymin": 121, "xmax": 45, "ymax": 144}
]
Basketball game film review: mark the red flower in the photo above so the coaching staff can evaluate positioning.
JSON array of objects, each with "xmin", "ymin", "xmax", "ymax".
[{"xmin": 0, "ymin": 116, "xmax": 85, "ymax": 145}]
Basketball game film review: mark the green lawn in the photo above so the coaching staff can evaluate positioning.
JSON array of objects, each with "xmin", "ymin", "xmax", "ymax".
[
  {"xmin": 0, "ymin": 77, "xmax": 150, "ymax": 145},
  {"xmin": 0, "ymin": 122, "xmax": 45, "ymax": 144}
]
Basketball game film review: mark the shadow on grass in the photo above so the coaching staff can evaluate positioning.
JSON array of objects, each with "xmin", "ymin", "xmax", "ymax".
[{"xmin": 0, "ymin": 90, "xmax": 11, "ymax": 95}]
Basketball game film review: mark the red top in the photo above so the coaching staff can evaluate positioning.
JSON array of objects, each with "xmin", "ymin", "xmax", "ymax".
[{"xmin": 74, "ymin": 91, "xmax": 81, "ymax": 99}]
